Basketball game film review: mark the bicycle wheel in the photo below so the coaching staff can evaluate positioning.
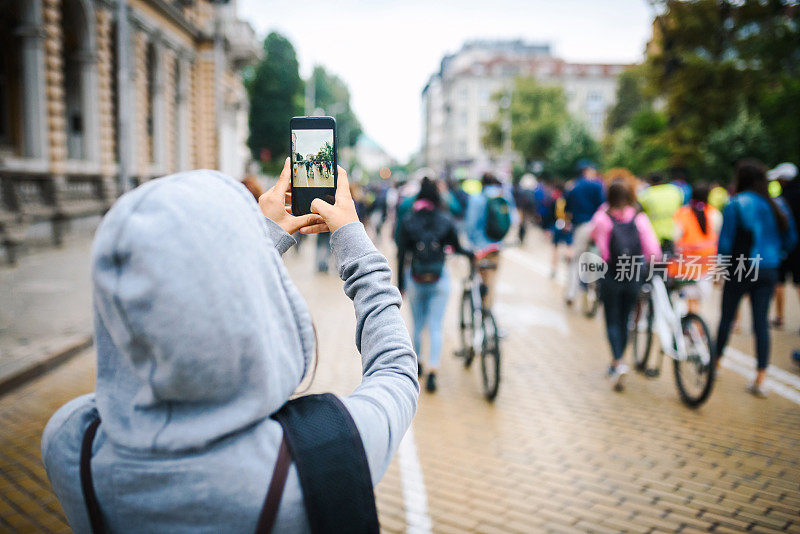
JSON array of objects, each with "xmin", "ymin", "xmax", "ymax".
[
  {"xmin": 630, "ymin": 289, "xmax": 653, "ymax": 372},
  {"xmin": 674, "ymin": 313, "xmax": 716, "ymax": 408},
  {"xmin": 480, "ymin": 310, "xmax": 501, "ymax": 401},
  {"xmin": 582, "ymin": 282, "xmax": 600, "ymax": 318},
  {"xmin": 458, "ymin": 289, "xmax": 475, "ymax": 368}
]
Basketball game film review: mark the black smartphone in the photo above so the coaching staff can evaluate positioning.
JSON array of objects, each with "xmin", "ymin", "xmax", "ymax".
[{"xmin": 290, "ymin": 116, "xmax": 337, "ymax": 216}]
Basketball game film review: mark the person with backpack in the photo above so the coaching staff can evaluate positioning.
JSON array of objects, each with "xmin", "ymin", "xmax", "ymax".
[
  {"xmin": 668, "ymin": 183, "xmax": 722, "ymax": 313},
  {"xmin": 464, "ymin": 172, "xmax": 517, "ymax": 307},
  {"xmin": 590, "ymin": 179, "xmax": 661, "ymax": 391},
  {"xmin": 768, "ymin": 163, "xmax": 800, "ymax": 330},
  {"xmin": 715, "ymin": 159, "xmax": 797, "ymax": 398},
  {"xmin": 397, "ymin": 178, "xmax": 471, "ymax": 393},
  {"xmin": 42, "ymin": 159, "xmax": 418, "ymax": 533}
]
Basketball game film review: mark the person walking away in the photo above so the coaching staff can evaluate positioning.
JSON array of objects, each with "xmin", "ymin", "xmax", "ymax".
[
  {"xmin": 668, "ymin": 183, "xmax": 722, "ymax": 314},
  {"xmin": 550, "ymin": 183, "xmax": 572, "ymax": 279},
  {"xmin": 590, "ymin": 179, "xmax": 661, "ymax": 391},
  {"xmin": 514, "ymin": 174, "xmax": 539, "ymax": 245},
  {"xmin": 42, "ymin": 160, "xmax": 419, "ymax": 532},
  {"xmin": 637, "ymin": 172, "xmax": 684, "ymax": 254},
  {"xmin": 397, "ymin": 178, "xmax": 471, "ymax": 393},
  {"xmin": 465, "ymin": 173, "xmax": 517, "ymax": 307},
  {"xmin": 715, "ymin": 159, "xmax": 797, "ymax": 398},
  {"xmin": 565, "ymin": 162, "xmax": 605, "ymax": 306},
  {"xmin": 768, "ymin": 163, "xmax": 800, "ymax": 330}
]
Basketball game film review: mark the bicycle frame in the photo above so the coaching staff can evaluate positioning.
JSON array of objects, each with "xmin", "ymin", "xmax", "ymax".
[
  {"xmin": 648, "ymin": 276, "xmax": 711, "ymax": 365},
  {"xmin": 464, "ymin": 262, "xmax": 485, "ymax": 356}
]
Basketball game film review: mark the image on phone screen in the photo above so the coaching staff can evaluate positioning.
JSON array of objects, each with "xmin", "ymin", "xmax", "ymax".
[{"xmin": 291, "ymin": 129, "xmax": 335, "ymax": 188}]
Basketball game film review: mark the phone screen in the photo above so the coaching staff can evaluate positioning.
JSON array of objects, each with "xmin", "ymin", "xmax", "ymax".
[{"xmin": 290, "ymin": 117, "xmax": 337, "ymax": 216}]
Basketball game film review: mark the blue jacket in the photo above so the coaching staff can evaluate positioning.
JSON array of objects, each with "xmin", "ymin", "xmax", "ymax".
[
  {"xmin": 718, "ymin": 191, "xmax": 797, "ymax": 270},
  {"xmin": 565, "ymin": 177, "xmax": 605, "ymax": 226},
  {"xmin": 465, "ymin": 184, "xmax": 518, "ymax": 249}
]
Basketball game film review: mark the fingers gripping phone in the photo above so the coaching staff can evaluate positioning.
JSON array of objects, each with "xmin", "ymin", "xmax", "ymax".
[{"xmin": 290, "ymin": 116, "xmax": 337, "ymax": 216}]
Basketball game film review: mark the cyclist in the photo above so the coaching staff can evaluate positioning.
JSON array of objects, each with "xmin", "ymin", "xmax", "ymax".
[
  {"xmin": 668, "ymin": 183, "xmax": 722, "ymax": 314},
  {"xmin": 715, "ymin": 159, "xmax": 797, "ymax": 398},
  {"xmin": 590, "ymin": 179, "xmax": 661, "ymax": 391},
  {"xmin": 565, "ymin": 162, "xmax": 605, "ymax": 306},
  {"xmin": 465, "ymin": 172, "xmax": 517, "ymax": 307},
  {"xmin": 768, "ymin": 163, "xmax": 800, "ymax": 330},
  {"xmin": 637, "ymin": 172, "xmax": 684, "ymax": 254},
  {"xmin": 397, "ymin": 178, "xmax": 471, "ymax": 393}
]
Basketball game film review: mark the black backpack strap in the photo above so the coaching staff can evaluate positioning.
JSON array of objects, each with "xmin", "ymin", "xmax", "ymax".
[
  {"xmin": 80, "ymin": 417, "xmax": 107, "ymax": 534},
  {"xmin": 272, "ymin": 393, "xmax": 379, "ymax": 534},
  {"xmin": 254, "ymin": 435, "xmax": 292, "ymax": 533}
]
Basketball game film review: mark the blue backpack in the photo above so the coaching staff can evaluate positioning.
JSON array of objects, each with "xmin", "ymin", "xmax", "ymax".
[{"xmin": 485, "ymin": 196, "xmax": 512, "ymax": 242}]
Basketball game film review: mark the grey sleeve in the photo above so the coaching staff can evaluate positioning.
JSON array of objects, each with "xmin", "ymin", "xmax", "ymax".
[
  {"xmin": 331, "ymin": 222, "xmax": 420, "ymax": 483},
  {"xmin": 263, "ymin": 217, "xmax": 296, "ymax": 255}
]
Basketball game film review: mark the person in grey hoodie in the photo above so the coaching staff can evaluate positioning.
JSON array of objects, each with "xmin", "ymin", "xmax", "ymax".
[{"xmin": 41, "ymin": 158, "xmax": 419, "ymax": 533}]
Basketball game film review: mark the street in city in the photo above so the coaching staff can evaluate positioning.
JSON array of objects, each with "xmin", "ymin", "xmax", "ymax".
[{"xmin": 2, "ymin": 233, "xmax": 799, "ymax": 533}]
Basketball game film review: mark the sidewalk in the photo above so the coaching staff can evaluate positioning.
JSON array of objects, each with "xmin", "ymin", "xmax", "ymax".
[{"xmin": 0, "ymin": 237, "xmax": 95, "ymax": 394}]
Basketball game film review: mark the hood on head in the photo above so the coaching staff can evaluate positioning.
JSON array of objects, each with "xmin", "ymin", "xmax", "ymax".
[{"xmin": 91, "ymin": 170, "xmax": 315, "ymax": 452}]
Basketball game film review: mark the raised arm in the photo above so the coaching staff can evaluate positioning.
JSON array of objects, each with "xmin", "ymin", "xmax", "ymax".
[{"xmin": 307, "ymin": 168, "xmax": 419, "ymax": 483}]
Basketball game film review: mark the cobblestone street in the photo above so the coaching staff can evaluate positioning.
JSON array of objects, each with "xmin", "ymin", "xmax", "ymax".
[{"xmin": 1, "ymin": 233, "xmax": 800, "ymax": 532}]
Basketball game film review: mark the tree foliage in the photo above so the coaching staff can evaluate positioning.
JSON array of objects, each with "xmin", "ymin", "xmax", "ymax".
[
  {"xmin": 606, "ymin": 109, "xmax": 671, "ymax": 176},
  {"xmin": 483, "ymin": 78, "xmax": 568, "ymax": 163},
  {"xmin": 310, "ymin": 66, "xmax": 362, "ymax": 147},
  {"xmin": 606, "ymin": 66, "xmax": 650, "ymax": 133},
  {"xmin": 546, "ymin": 120, "xmax": 602, "ymax": 178},
  {"xmin": 700, "ymin": 106, "xmax": 774, "ymax": 182},
  {"xmin": 247, "ymin": 32, "xmax": 304, "ymax": 172},
  {"xmin": 646, "ymin": 0, "xmax": 800, "ymax": 169}
]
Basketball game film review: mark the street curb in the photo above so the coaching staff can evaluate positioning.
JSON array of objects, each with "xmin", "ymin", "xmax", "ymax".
[{"xmin": 0, "ymin": 336, "xmax": 93, "ymax": 398}]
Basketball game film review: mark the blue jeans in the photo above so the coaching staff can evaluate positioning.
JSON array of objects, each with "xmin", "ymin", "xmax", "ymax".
[
  {"xmin": 408, "ymin": 269, "xmax": 451, "ymax": 370},
  {"xmin": 601, "ymin": 279, "xmax": 641, "ymax": 362},
  {"xmin": 716, "ymin": 268, "xmax": 778, "ymax": 370}
]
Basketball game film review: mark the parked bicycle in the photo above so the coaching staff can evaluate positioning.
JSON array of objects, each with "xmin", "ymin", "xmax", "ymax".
[
  {"xmin": 629, "ymin": 274, "xmax": 716, "ymax": 407},
  {"xmin": 456, "ymin": 255, "xmax": 501, "ymax": 401}
]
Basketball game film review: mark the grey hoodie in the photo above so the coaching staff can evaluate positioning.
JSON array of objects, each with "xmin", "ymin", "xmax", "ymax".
[{"xmin": 41, "ymin": 170, "xmax": 419, "ymax": 533}]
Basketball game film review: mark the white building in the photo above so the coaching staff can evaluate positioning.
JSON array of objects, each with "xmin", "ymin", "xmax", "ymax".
[{"xmin": 421, "ymin": 40, "xmax": 629, "ymax": 178}]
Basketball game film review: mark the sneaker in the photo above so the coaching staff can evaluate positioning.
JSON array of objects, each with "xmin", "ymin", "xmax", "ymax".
[
  {"xmin": 426, "ymin": 373, "xmax": 437, "ymax": 393},
  {"xmin": 771, "ymin": 318, "xmax": 784, "ymax": 329},
  {"xmin": 748, "ymin": 382, "xmax": 768, "ymax": 398},
  {"xmin": 607, "ymin": 363, "xmax": 628, "ymax": 392}
]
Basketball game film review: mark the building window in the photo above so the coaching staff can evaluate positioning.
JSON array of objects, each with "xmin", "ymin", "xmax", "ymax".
[
  {"xmin": 146, "ymin": 41, "xmax": 157, "ymax": 164},
  {"xmin": 62, "ymin": 0, "xmax": 90, "ymax": 160},
  {"xmin": 459, "ymin": 86, "xmax": 468, "ymax": 102},
  {"xmin": 460, "ymin": 110, "xmax": 468, "ymax": 127},
  {"xmin": 0, "ymin": 3, "xmax": 22, "ymax": 156}
]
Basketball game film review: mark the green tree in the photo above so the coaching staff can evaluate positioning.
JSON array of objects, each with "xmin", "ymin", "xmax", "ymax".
[
  {"xmin": 310, "ymin": 66, "xmax": 362, "ymax": 147},
  {"xmin": 545, "ymin": 120, "xmax": 603, "ymax": 178},
  {"xmin": 646, "ymin": 0, "xmax": 800, "ymax": 168},
  {"xmin": 606, "ymin": 108, "xmax": 671, "ymax": 176},
  {"xmin": 606, "ymin": 66, "xmax": 650, "ymax": 133},
  {"xmin": 483, "ymin": 78, "xmax": 569, "ymax": 164},
  {"xmin": 247, "ymin": 32, "xmax": 304, "ymax": 172},
  {"xmin": 700, "ymin": 106, "xmax": 774, "ymax": 182}
]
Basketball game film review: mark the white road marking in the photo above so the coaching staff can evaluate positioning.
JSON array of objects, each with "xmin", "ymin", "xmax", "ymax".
[
  {"xmin": 494, "ymin": 301, "xmax": 569, "ymax": 335},
  {"xmin": 398, "ymin": 426, "xmax": 432, "ymax": 534}
]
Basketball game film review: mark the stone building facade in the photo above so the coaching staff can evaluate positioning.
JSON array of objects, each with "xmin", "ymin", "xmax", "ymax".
[
  {"xmin": 0, "ymin": 0, "xmax": 258, "ymax": 262},
  {"xmin": 421, "ymin": 40, "xmax": 629, "ymax": 179}
]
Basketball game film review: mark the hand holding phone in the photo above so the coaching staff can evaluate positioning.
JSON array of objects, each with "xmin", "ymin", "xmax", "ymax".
[
  {"xmin": 303, "ymin": 166, "xmax": 359, "ymax": 234},
  {"xmin": 258, "ymin": 158, "xmax": 324, "ymax": 234}
]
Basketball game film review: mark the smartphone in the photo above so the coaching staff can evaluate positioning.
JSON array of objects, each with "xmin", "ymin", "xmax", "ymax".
[{"xmin": 290, "ymin": 116, "xmax": 337, "ymax": 216}]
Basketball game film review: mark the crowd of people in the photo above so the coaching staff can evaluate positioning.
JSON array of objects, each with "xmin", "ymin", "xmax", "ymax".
[{"xmin": 340, "ymin": 157, "xmax": 800, "ymax": 399}]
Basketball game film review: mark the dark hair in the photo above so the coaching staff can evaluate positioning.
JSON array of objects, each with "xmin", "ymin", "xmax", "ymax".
[
  {"xmin": 735, "ymin": 158, "xmax": 789, "ymax": 232},
  {"xmin": 417, "ymin": 177, "xmax": 441, "ymax": 208},
  {"xmin": 647, "ymin": 172, "xmax": 666, "ymax": 185},
  {"xmin": 691, "ymin": 182, "xmax": 711, "ymax": 234},
  {"xmin": 607, "ymin": 179, "xmax": 634, "ymax": 209},
  {"xmin": 482, "ymin": 172, "xmax": 501, "ymax": 187}
]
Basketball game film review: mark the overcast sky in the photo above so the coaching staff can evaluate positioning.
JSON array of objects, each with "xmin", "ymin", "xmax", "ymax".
[
  {"xmin": 238, "ymin": 0, "xmax": 655, "ymax": 161},
  {"xmin": 293, "ymin": 128, "xmax": 333, "ymax": 157}
]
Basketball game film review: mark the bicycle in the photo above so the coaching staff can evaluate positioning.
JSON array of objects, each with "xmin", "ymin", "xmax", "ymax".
[
  {"xmin": 456, "ymin": 255, "xmax": 501, "ymax": 401},
  {"xmin": 629, "ymin": 273, "xmax": 716, "ymax": 407}
]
